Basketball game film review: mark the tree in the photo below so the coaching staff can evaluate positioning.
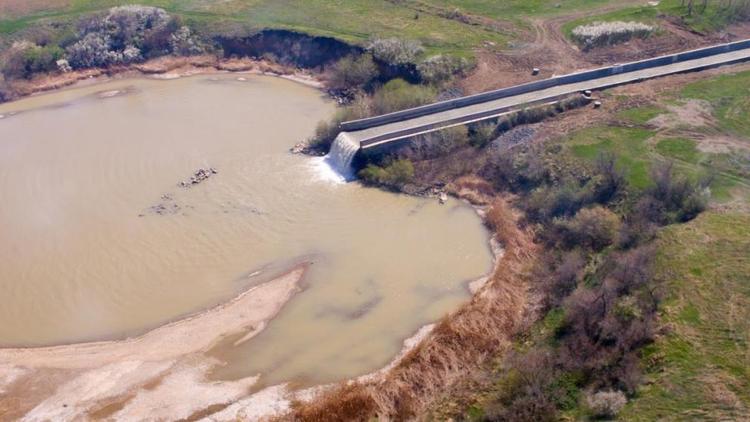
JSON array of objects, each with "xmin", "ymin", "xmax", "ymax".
[{"xmin": 327, "ymin": 54, "xmax": 378, "ymax": 92}]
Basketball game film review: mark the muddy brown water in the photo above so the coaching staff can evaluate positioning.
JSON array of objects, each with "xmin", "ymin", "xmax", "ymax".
[{"xmin": 0, "ymin": 75, "xmax": 493, "ymax": 385}]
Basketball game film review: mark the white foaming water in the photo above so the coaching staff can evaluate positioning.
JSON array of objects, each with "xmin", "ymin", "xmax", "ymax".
[{"xmin": 319, "ymin": 132, "xmax": 359, "ymax": 181}]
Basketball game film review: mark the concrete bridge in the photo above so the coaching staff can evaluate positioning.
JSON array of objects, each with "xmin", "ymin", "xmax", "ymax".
[{"xmin": 339, "ymin": 39, "xmax": 750, "ymax": 151}]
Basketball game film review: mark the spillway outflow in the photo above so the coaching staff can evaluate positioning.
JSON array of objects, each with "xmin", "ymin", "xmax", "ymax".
[{"xmin": 322, "ymin": 132, "xmax": 359, "ymax": 181}]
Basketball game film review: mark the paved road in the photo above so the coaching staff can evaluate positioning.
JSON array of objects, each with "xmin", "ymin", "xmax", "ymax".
[{"xmin": 348, "ymin": 47, "xmax": 750, "ymax": 150}]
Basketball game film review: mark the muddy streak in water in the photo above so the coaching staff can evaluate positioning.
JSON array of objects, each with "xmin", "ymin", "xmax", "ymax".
[{"xmin": 0, "ymin": 75, "xmax": 493, "ymax": 385}]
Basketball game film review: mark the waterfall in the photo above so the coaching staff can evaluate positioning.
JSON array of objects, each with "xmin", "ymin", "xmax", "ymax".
[{"xmin": 324, "ymin": 132, "xmax": 360, "ymax": 179}]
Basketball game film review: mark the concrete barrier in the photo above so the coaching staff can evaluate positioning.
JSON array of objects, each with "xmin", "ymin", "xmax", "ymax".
[{"xmin": 341, "ymin": 39, "xmax": 750, "ymax": 132}]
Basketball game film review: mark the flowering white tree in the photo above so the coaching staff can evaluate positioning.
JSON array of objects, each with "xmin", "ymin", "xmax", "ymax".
[
  {"xmin": 572, "ymin": 21, "xmax": 654, "ymax": 49},
  {"xmin": 367, "ymin": 37, "xmax": 424, "ymax": 66}
]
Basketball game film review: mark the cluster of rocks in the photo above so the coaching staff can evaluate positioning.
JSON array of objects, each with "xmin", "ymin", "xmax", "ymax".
[
  {"xmin": 140, "ymin": 194, "xmax": 185, "ymax": 216},
  {"xmin": 490, "ymin": 126, "xmax": 537, "ymax": 151},
  {"xmin": 179, "ymin": 167, "xmax": 217, "ymax": 188}
]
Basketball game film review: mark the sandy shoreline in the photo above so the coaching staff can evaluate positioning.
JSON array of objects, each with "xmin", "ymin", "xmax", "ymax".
[
  {"xmin": 1, "ymin": 55, "xmax": 325, "ymax": 105},
  {"xmin": 0, "ymin": 199, "xmax": 505, "ymax": 421},
  {"xmin": 0, "ymin": 266, "xmax": 307, "ymax": 421}
]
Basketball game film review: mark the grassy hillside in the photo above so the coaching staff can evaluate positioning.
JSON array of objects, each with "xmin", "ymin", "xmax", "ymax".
[
  {"xmin": 621, "ymin": 211, "xmax": 750, "ymax": 420},
  {"xmin": 0, "ymin": 0, "xmax": 633, "ymax": 55}
]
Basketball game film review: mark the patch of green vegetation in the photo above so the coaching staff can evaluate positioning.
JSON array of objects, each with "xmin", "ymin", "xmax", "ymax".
[
  {"xmin": 656, "ymin": 137, "xmax": 700, "ymax": 164},
  {"xmin": 567, "ymin": 126, "xmax": 653, "ymax": 189},
  {"xmin": 567, "ymin": 91, "xmax": 750, "ymax": 202},
  {"xmin": 617, "ymin": 105, "xmax": 664, "ymax": 125},
  {"xmin": 561, "ymin": 0, "xmax": 738, "ymax": 40},
  {"xmin": 681, "ymin": 70, "xmax": 750, "ymax": 140},
  {"xmin": 621, "ymin": 212, "xmax": 750, "ymax": 420}
]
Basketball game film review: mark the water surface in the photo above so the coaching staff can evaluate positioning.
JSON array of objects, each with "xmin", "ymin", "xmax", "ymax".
[{"xmin": 0, "ymin": 75, "xmax": 493, "ymax": 384}]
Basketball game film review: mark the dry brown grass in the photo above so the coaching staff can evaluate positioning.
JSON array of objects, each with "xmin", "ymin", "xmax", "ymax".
[
  {"xmin": 284, "ymin": 198, "xmax": 538, "ymax": 421},
  {"xmin": 447, "ymin": 176, "xmax": 496, "ymax": 205}
]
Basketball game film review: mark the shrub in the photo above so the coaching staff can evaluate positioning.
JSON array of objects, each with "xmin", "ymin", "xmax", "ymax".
[
  {"xmin": 66, "ymin": 5, "xmax": 179, "ymax": 69},
  {"xmin": 483, "ymin": 350, "xmax": 559, "ymax": 422},
  {"xmin": 591, "ymin": 152, "xmax": 627, "ymax": 204},
  {"xmin": 417, "ymin": 54, "xmax": 472, "ymax": 85},
  {"xmin": 536, "ymin": 251, "xmax": 586, "ymax": 305},
  {"xmin": 327, "ymin": 54, "xmax": 378, "ymax": 92},
  {"xmin": 469, "ymin": 122, "xmax": 497, "ymax": 148},
  {"xmin": 523, "ymin": 180, "xmax": 594, "ymax": 224},
  {"xmin": 367, "ymin": 37, "xmax": 424, "ymax": 66},
  {"xmin": 0, "ymin": 80, "xmax": 16, "ymax": 103},
  {"xmin": 553, "ymin": 206, "xmax": 621, "ymax": 251},
  {"xmin": 637, "ymin": 162, "xmax": 708, "ymax": 225},
  {"xmin": 370, "ymin": 78, "xmax": 436, "ymax": 115},
  {"xmin": 571, "ymin": 21, "xmax": 654, "ymax": 50},
  {"xmin": 1, "ymin": 41, "xmax": 64, "ymax": 79},
  {"xmin": 66, "ymin": 33, "xmax": 122, "ymax": 68},
  {"xmin": 169, "ymin": 26, "xmax": 206, "ymax": 56},
  {"xmin": 308, "ymin": 96, "xmax": 370, "ymax": 150},
  {"xmin": 406, "ymin": 125, "xmax": 469, "ymax": 159},
  {"xmin": 358, "ymin": 159, "xmax": 414, "ymax": 188},
  {"xmin": 585, "ymin": 390, "xmax": 627, "ymax": 418}
]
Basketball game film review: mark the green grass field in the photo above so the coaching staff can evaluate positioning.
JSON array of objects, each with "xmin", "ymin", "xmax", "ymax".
[
  {"xmin": 561, "ymin": 0, "xmax": 740, "ymax": 39},
  {"xmin": 564, "ymin": 70, "xmax": 750, "ymax": 201},
  {"xmin": 0, "ymin": 0, "xmax": 633, "ymax": 56},
  {"xmin": 620, "ymin": 211, "xmax": 750, "ymax": 420}
]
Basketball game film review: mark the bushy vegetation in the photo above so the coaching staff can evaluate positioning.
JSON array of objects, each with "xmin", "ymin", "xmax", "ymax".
[
  {"xmin": 417, "ymin": 54, "xmax": 473, "ymax": 85},
  {"xmin": 585, "ymin": 389, "xmax": 627, "ymax": 418},
  {"xmin": 571, "ymin": 21, "xmax": 654, "ymax": 49},
  {"xmin": 476, "ymin": 161, "xmax": 706, "ymax": 421},
  {"xmin": 0, "ymin": 41, "xmax": 64, "ymax": 79},
  {"xmin": 371, "ymin": 78, "xmax": 437, "ymax": 114},
  {"xmin": 401, "ymin": 125, "xmax": 470, "ymax": 160},
  {"xmin": 66, "ymin": 6, "xmax": 203, "ymax": 69},
  {"xmin": 358, "ymin": 159, "xmax": 415, "ymax": 188},
  {"xmin": 367, "ymin": 37, "xmax": 424, "ymax": 66},
  {"xmin": 327, "ymin": 53, "xmax": 378, "ymax": 92},
  {"xmin": 0, "ymin": 5, "xmax": 204, "ymax": 79}
]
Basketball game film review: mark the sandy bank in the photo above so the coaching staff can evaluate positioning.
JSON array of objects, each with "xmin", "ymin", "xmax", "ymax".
[
  {"xmin": 0, "ymin": 266, "xmax": 306, "ymax": 421},
  {"xmin": 3, "ymin": 55, "xmax": 324, "ymax": 104}
]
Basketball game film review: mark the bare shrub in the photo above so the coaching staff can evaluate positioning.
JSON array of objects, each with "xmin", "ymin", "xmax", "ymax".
[
  {"xmin": 327, "ymin": 53, "xmax": 378, "ymax": 92},
  {"xmin": 169, "ymin": 26, "xmax": 205, "ymax": 56},
  {"xmin": 571, "ymin": 21, "xmax": 654, "ymax": 50},
  {"xmin": 403, "ymin": 125, "xmax": 469, "ymax": 160},
  {"xmin": 417, "ymin": 54, "xmax": 472, "ymax": 85},
  {"xmin": 638, "ymin": 161, "xmax": 708, "ymax": 225},
  {"xmin": 552, "ymin": 206, "xmax": 621, "ymax": 251},
  {"xmin": 367, "ymin": 37, "xmax": 424, "ymax": 66},
  {"xmin": 483, "ymin": 350, "xmax": 559, "ymax": 422},
  {"xmin": 523, "ymin": 180, "xmax": 594, "ymax": 224},
  {"xmin": 536, "ymin": 250, "xmax": 587, "ymax": 305},
  {"xmin": 592, "ymin": 152, "xmax": 627, "ymax": 204},
  {"xmin": 585, "ymin": 389, "xmax": 627, "ymax": 418},
  {"xmin": 469, "ymin": 121, "xmax": 497, "ymax": 148}
]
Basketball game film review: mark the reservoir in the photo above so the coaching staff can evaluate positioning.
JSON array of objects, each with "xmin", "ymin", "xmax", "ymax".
[{"xmin": 0, "ymin": 74, "xmax": 493, "ymax": 385}]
